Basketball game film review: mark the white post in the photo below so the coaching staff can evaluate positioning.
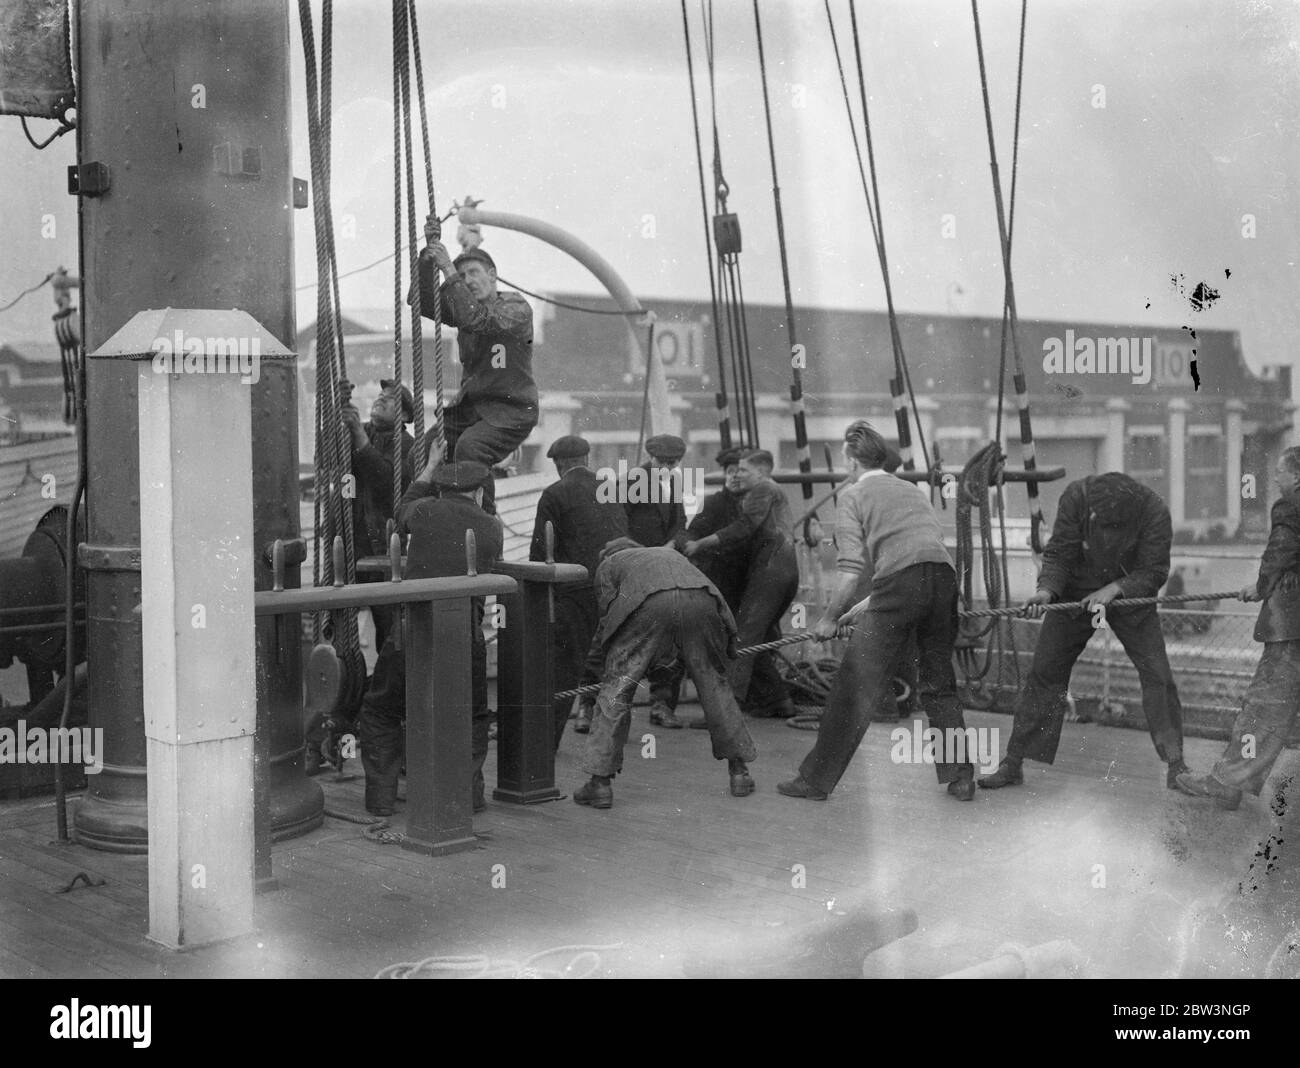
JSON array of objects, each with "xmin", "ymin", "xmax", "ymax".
[
  {"xmin": 139, "ymin": 364, "xmax": 256, "ymax": 948},
  {"xmin": 1168, "ymin": 398, "xmax": 1188, "ymax": 526},
  {"xmin": 1104, "ymin": 398, "xmax": 1129, "ymax": 473},
  {"xmin": 1225, "ymin": 400, "xmax": 1245, "ymax": 532}
]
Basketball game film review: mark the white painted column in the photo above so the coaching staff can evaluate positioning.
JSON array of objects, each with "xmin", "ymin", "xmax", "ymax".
[
  {"xmin": 1225, "ymin": 399, "xmax": 1245, "ymax": 531},
  {"xmin": 913, "ymin": 396, "xmax": 939, "ymax": 464},
  {"xmin": 532, "ymin": 392, "xmax": 582, "ymax": 472},
  {"xmin": 139, "ymin": 363, "xmax": 256, "ymax": 949},
  {"xmin": 1168, "ymin": 397, "xmax": 1188, "ymax": 525},
  {"xmin": 1104, "ymin": 398, "xmax": 1129, "ymax": 473}
]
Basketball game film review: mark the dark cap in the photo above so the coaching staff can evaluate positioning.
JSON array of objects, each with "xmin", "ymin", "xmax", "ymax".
[
  {"xmin": 644, "ymin": 434, "xmax": 686, "ymax": 461},
  {"xmin": 546, "ymin": 435, "xmax": 590, "ymax": 460},
  {"xmin": 430, "ymin": 460, "xmax": 491, "ymax": 493},
  {"xmin": 599, "ymin": 536, "xmax": 642, "ymax": 562},
  {"xmin": 1087, "ymin": 472, "xmax": 1143, "ymax": 524},
  {"xmin": 454, "ymin": 247, "xmax": 497, "ymax": 273},
  {"xmin": 715, "ymin": 447, "xmax": 742, "ymax": 468},
  {"xmin": 377, "ymin": 379, "xmax": 415, "ymax": 423}
]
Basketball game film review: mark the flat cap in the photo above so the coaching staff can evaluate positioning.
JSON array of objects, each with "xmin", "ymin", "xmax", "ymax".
[
  {"xmin": 715, "ymin": 447, "xmax": 742, "ymax": 468},
  {"xmin": 454, "ymin": 247, "xmax": 496, "ymax": 273},
  {"xmin": 644, "ymin": 434, "xmax": 686, "ymax": 461},
  {"xmin": 378, "ymin": 379, "xmax": 415, "ymax": 423},
  {"xmin": 430, "ymin": 460, "xmax": 491, "ymax": 493},
  {"xmin": 546, "ymin": 435, "xmax": 590, "ymax": 460}
]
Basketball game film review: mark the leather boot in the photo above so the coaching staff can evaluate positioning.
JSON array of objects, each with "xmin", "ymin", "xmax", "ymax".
[{"xmin": 977, "ymin": 758, "xmax": 1024, "ymax": 789}]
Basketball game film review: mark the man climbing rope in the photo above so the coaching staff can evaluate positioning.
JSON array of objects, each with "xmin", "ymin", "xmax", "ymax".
[
  {"xmin": 979, "ymin": 471, "xmax": 1188, "ymax": 793},
  {"xmin": 414, "ymin": 216, "xmax": 537, "ymax": 515},
  {"xmin": 1177, "ymin": 447, "xmax": 1300, "ymax": 810}
]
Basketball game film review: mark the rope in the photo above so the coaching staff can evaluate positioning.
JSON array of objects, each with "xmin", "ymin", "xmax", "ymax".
[
  {"xmin": 392, "ymin": 0, "xmax": 409, "ymax": 508},
  {"xmin": 971, "ymin": 0, "xmax": 1043, "ymax": 556},
  {"xmin": 844, "ymin": 0, "xmax": 931, "ymax": 477},
  {"xmin": 496, "ymin": 278, "xmax": 638, "ymax": 316},
  {"xmin": 961, "ymin": 590, "xmax": 1240, "ymax": 620},
  {"xmin": 994, "ymin": 0, "xmax": 1028, "ymax": 451},
  {"xmin": 301, "ymin": 0, "xmax": 361, "ymax": 659},
  {"xmin": 703, "ymin": 0, "xmax": 756, "ymax": 450},
  {"xmin": 407, "ymin": 0, "xmax": 439, "ymax": 460},
  {"xmin": 681, "ymin": 0, "xmax": 732, "ymax": 451},
  {"xmin": 375, "ymin": 943, "xmax": 622, "ymax": 980},
  {"xmin": 552, "ymin": 590, "xmax": 1240, "ymax": 701},
  {"xmin": 752, "ymin": 0, "xmax": 813, "ymax": 496},
  {"xmin": 0, "ymin": 272, "xmax": 54, "ymax": 313}
]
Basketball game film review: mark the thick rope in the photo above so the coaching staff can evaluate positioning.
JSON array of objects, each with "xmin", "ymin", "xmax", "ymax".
[
  {"xmin": 391, "ymin": 0, "xmax": 406, "ymax": 511},
  {"xmin": 300, "ymin": 0, "xmax": 360, "ymax": 657},
  {"xmin": 552, "ymin": 590, "xmax": 1240, "ymax": 701},
  {"xmin": 396, "ymin": 0, "xmax": 423, "ymax": 486},
  {"xmin": 406, "ymin": 0, "xmax": 438, "ymax": 460}
]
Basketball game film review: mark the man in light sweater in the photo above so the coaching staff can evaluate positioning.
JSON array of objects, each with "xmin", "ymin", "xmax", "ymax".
[{"xmin": 778, "ymin": 420, "xmax": 976, "ymax": 801}]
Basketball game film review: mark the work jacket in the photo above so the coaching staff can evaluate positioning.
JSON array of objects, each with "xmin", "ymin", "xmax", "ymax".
[{"xmin": 1253, "ymin": 494, "xmax": 1300, "ymax": 642}]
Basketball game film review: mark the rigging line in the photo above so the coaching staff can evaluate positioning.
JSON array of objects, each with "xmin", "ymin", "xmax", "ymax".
[
  {"xmin": 732, "ymin": 258, "xmax": 762, "ymax": 441},
  {"xmin": 847, "ymin": 0, "xmax": 932, "ymax": 477},
  {"xmin": 0, "ymin": 273, "xmax": 54, "ymax": 313},
  {"xmin": 722, "ymin": 257, "xmax": 751, "ymax": 444},
  {"xmin": 752, "ymin": 0, "xmax": 813, "ymax": 498},
  {"xmin": 20, "ymin": 115, "xmax": 74, "ymax": 150},
  {"xmin": 971, "ymin": 0, "xmax": 1043, "ymax": 555},
  {"xmin": 681, "ymin": 0, "xmax": 732, "ymax": 450},
  {"xmin": 720, "ymin": 256, "xmax": 752, "ymax": 446},
  {"xmin": 406, "ymin": 0, "xmax": 442, "ymax": 460},
  {"xmin": 822, "ymin": 0, "xmax": 882, "ymax": 253},
  {"xmin": 396, "ymin": 0, "xmax": 423, "ymax": 492},
  {"xmin": 391, "ymin": 0, "xmax": 407, "ymax": 519},
  {"xmin": 994, "ymin": 0, "xmax": 1027, "ymax": 449},
  {"xmin": 496, "ymin": 279, "xmax": 638, "ymax": 316}
]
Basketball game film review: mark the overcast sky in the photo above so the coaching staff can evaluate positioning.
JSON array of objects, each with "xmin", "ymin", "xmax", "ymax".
[{"xmin": 3, "ymin": 0, "xmax": 1298, "ymax": 380}]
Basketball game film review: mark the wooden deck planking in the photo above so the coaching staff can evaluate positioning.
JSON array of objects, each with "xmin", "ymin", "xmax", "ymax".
[{"xmin": 0, "ymin": 709, "xmax": 1295, "ymax": 978}]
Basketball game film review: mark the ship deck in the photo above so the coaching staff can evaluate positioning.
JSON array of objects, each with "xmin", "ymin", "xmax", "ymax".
[{"xmin": 1, "ymin": 707, "xmax": 1296, "ymax": 980}]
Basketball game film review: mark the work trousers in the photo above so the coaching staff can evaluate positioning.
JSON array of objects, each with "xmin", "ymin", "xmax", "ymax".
[
  {"xmin": 1006, "ymin": 598, "xmax": 1183, "ymax": 765},
  {"xmin": 799, "ymin": 562, "xmax": 972, "ymax": 793},
  {"xmin": 729, "ymin": 536, "xmax": 799, "ymax": 714},
  {"xmin": 439, "ymin": 401, "xmax": 533, "ymax": 515},
  {"xmin": 551, "ymin": 587, "xmax": 600, "ymax": 750},
  {"xmin": 582, "ymin": 589, "xmax": 757, "ymax": 777},
  {"xmin": 358, "ymin": 598, "xmax": 490, "ymax": 812},
  {"xmin": 1211, "ymin": 640, "xmax": 1300, "ymax": 795}
]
